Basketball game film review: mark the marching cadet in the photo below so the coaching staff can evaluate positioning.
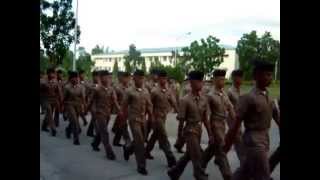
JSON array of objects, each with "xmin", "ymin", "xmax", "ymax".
[
  {"xmin": 167, "ymin": 71, "xmax": 213, "ymax": 180},
  {"xmin": 168, "ymin": 77, "xmax": 180, "ymax": 107},
  {"xmin": 145, "ymin": 69, "xmax": 178, "ymax": 167},
  {"xmin": 121, "ymin": 69, "xmax": 153, "ymax": 175},
  {"xmin": 54, "ymin": 69, "xmax": 65, "ymax": 127},
  {"xmin": 145, "ymin": 69, "xmax": 159, "ymax": 141},
  {"xmin": 201, "ymin": 69, "xmax": 234, "ymax": 180},
  {"xmin": 112, "ymin": 71, "xmax": 131, "ymax": 147},
  {"xmin": 88, "ymin": 70, "xmax": 120, "ymax": 160},
  {"xmin": 173, "ymin": 79, "xmax": 191, "ymax": 153},
  {"xmin": 41, "ymin": 68, "xmax": 62, "ymax": 136},
  {"xmin": 224, "ymin": 60, "xmax": 277, "ymax": 180},
  {"xmin": 64, "ymin": 71, "xmax": 86, "ymax": 145},
  {"xmin": 78, "ymin": 69, "xmax": 88, "ymax": 126},
  {"xmin": 269, "ymin": 97, "xmax": 280, "ymax": 179},
  {"xmin": 86, "ymin": 70, "xmax": 101, "ymax": 137},
  {"xmin": 226, "ymin": 70, "xmax": 246, "ymax": 165}
]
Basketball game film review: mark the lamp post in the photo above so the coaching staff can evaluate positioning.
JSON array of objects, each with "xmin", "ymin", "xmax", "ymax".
[{"xmin": 73, "ymin": 0, "xmax": 79, "ymax": 71}]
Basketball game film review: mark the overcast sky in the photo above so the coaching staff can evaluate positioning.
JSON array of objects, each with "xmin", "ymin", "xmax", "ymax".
[{"xmin": 71, "ymin": 0, "xmax": 280, "ymax": 52}]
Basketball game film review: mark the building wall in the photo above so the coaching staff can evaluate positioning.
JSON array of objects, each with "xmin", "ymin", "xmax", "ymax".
[{"xmin": 92, "ymin": 49, "xmax": 238, "ymax": 79}]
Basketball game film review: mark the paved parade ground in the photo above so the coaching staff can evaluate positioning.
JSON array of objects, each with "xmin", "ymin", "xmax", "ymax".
[{"xmin": 40, "ymin": 113, "xmax": 280, "ymax": 180}]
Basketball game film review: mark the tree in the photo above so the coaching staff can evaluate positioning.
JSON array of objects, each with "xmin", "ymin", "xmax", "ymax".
[
  {"xmin": 236, "ymin": 31, "xmax": 280, "ymax": 80},
  {"xmin": 181, "ymin": 35, "xmax": 226, "ymax": 77},
  {"xmin": 61, "ymin": 50, "xmax": 74, "ymax": 72},
  {"xmin": 40, "ymin": 48, "xmax": 49, "ymax": 72},
  {"xmin": 91, "ymin": 45, "xmax": 105, "ymax": 55},
  {"xmin": 123, "ymin": 44, "xmax": 145, "ymax": 73},
  {"xmin": 76, "ymin": 47, "xmax": 95, "ymax": 78},
  {"xmin": 40, "ymin": 0, "xmax": 81, "ymax": 66}
]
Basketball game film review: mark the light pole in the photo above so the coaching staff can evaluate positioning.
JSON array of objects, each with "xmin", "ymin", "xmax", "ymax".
[
  {"xmin": 174, "ymin": 32, "xmax": 191, "ymax": 66},
  {"xmin": 73, "ymin": 0, "xmax": 79, "ymax": 71}
]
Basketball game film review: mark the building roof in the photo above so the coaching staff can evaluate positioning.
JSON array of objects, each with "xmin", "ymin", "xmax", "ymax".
[{"xmin": 96, "ymin": 45, "xmax": 235, "ymax": 56}]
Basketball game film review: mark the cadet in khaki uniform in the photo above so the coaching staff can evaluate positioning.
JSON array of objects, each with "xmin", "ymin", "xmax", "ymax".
[
  {"xmin": 41, "ymin": 68, "xmax": 62, "ymax": 136},
  {"xmin": 226, "ymin": 70, "xmax": 246, "ymax": 165},
  {"xmin": 224, "ymin": 60, "xmax": 277, "ymax": 180},
  {"xmin": 173, "ymin": 79, "xmax": 191, "ymax": 154},
  {"xmin": 145, "ymin": 69, "xmax": 177, "ymax": 167},
  {"xmin": 121, "ymin": 70, "xmax": 153, "ymax": 175},
  {"xmin": 112, "ymin": 71, "xmax": 131, "ymax": 147},
  {"xmin": 53, "ymin": 69, "xmax": 65, "ymax": 127},
  {"xmin": 201, "ymin": 69, "xmax": 234, "ymax": 180},
  {"xmin": 145, "ymin": 69, "xmax": 159, "ymax": 142},
  {"xmin": 167, "ymin": 71, "xmax": 213, "ymax": 180},
  {"xmin": 88, "ymin": 70, "xmax": 120, "ymax": 160},
  {"xmin": 86, "ymin": 70, "xmax": 101, "ymax": 137},
  {"xmin": 64, "ymin": 71, "xmax": 86, "ymax": 145},
  {"xmin": 78, "ymin": 69, "xmax": 88, "ymax": 126}
]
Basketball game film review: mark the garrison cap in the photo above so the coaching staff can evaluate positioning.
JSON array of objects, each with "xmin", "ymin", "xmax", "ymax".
[
  {"xmin": 150, "ymin": 68, "xmax": 159, "ymax": 75},
  {"xmin": 47, "ymin": 68, "xmax": 56, "ymax": 74},
  {"xmin": 158, "ymin": 69, "xmax": 167, "ymax": 77},
  {"xmin": 68, "ymin": 71, "xmax": 78, "ymax": 79},
  {"xmin": 78, "ymin": 69, "xmax": 85, "ymax": 74},
  {"xmin": 187, "ymin": 71, "xmax": 204, "ymax": 80},
  {"xmin": 231, "ymin": 69, "xmax": 243, "ymax": 77},
  {"xmin": 252, "ymin": 59, "xmax": 275, "ymax": 73},
  {"xmin": 92, "ymin": 70, "xmax": 100, "ymax": 76},
  {"xmin": 99, "ymin": 70, "xmax": 111, "ymax": 76},
  {"xmin": 134, "ymin": 69, "xmax": 145, "ymax": 76},
  {"xmin": 213, "ymin": 69, "xmax": 226, "ymax": 77}
]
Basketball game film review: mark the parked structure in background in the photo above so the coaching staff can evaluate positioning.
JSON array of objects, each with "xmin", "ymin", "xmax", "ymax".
[{"xmin": 92, "ymin": 45, "xmax": 239, "ymax": 79}]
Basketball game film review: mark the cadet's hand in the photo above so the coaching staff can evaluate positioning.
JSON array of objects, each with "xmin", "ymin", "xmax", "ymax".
[{"xmin": 208, "ymin": 135, "xmax": 214, "ymax": 145}]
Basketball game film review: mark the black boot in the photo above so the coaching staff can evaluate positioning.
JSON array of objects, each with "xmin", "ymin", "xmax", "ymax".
[
  {"xmin": 65, "ymin": 127, "xmax": 71, "ymax": 139},
  {"xmin": 174, "ymin": 144, "xmax": 184, "ymax": 153},
  {"xmin": 41, "ymin": 122, "xmax": 49, "ymax": 132},
  {"xmin": 167, "ymin": 157, "xmax": 177, "ymax": 168},
  {"xmin": 91, "ymin": 142, "xmax": 100, "ymax": 151},
  {"xmin": 167, "ymin": 169, "xmax": 179, "ymax": 180},
  {"xmin": 73, "ymin": 139, "xmax": 80, "ymax": 145},
  {"xmin": 145, "ymin": 151, "xmax": 154, "ymax": 160},
  {"xmin": 137, "ymin": 167, "xmax": 148, "ymax": 175},
  {"xmin": 51, "ymin": 129, "xmax": 57, "ymax": 137},
  {"xmin": 123, "ymin": 146, "xmax": 130, "ymax": 161},
  {"xmin": 106, "ymin": 152, "xmax": 116, "ymax": 160}
]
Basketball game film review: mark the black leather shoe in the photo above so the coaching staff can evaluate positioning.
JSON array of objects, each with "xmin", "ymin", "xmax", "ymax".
[
  {"xmin": 137, "ymin": 167, "xmax": 148, "ymax": 175},
  {"xmin": 167, "ymin": 169, "xmax": 179, "ymax": 180},
  {"xmin": 174, "ymin": 144, "xmax": 184, "ymax": 153},
  {"xmin": 42, "ymin": 126, "xmax": 49, "ymax": 132},
  {"xmin": 73, "ymin": 139, "xmax": 80, "ymax": 145},
  {"xmin": 65, "ymin": 128, "xmax": 71, "ymax": 139},
  {"xmin": 51, "ymin": 129, "xmax": 57, "ymax": 137},
  {"xmin": 168, "ymin": 158, "xmax": 177, "ymax": 168},
  {"xmin": 91, "ymin": 143, "xmax": 100, "ymax": 151},
  {"xmin": 123, "ymin": 146, "xmax": 130, "ymax": 161},
  {"xmin": 145, "ymin": 152, "xmax": 154, "ymax": 160},
  {"xmin": 107, "ymin": 152, "xmax": 116, "ymax": 160}
]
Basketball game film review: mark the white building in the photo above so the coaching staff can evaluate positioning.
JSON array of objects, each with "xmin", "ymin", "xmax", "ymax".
[{"xmin": 92, "ymin": 45, "xmax": 239, "ymax": 79}]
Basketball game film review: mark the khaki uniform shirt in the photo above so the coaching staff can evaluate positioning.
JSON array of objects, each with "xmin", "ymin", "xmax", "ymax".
[
  {"xmin": 177, "ymin": 93, "xmax": 209, "ymax": 136},
  {"xmin": 227, "ymin": 85, "xmax": 241, "ymax": 108},
  {"xmin": 123, "ymin": 86, "xmax": 153, "ymax": 123},
  {"xmin": 91, "ymin": 85, "xmax": 118, "ymax": 119},
  {"xmin": 237, "ymin": 87, "xmax": 278, "ymax": 150},
  {"xmin": 115, "ymin": 83, "xmax": 129, "ymax": 105},
  {"xmin": 151, "ymin": 86, "xmax": 178, "ymax": 120},
  {"xmin": 43, "ymin": 79, "xmax": 61, "ymax": 103},
  {"xmin": 145, "ymin": 80, "xmax": 158, "ymax": 93},
  {"xmin": 207, "ymin": 88, "xmax": 234, "ymax": 122},
  {"xmin": 63, "ymin": 83, "xmax": 86, "ymax": 106}
]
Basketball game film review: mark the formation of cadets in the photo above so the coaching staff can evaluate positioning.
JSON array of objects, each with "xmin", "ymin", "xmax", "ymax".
[{"xmin": 40, "ymin": 59, "xmax": 280, "ymax": 180}]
